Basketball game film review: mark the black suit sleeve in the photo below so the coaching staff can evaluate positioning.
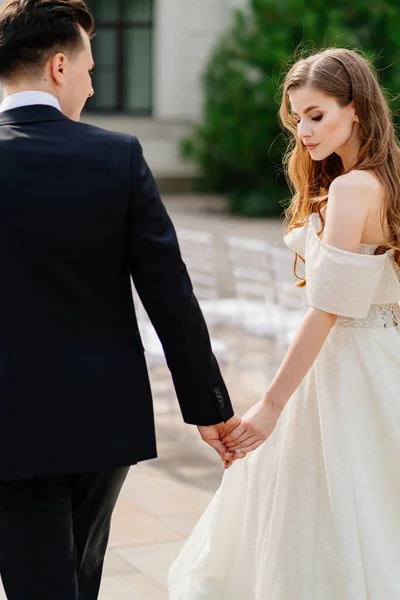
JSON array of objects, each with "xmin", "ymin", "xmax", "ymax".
[{"xmin": 127, "ymin": 137, "xmax": 234, "ymax": 426}]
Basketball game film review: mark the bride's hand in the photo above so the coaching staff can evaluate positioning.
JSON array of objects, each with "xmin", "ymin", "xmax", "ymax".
[{"xmin": 222, "ymin": 397, "xmax": 282, "ymax": 454}]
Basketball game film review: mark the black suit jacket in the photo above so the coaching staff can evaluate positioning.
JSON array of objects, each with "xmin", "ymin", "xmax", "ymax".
[{"xmin": 0, "ymin": 104, "xmax": 233, "ymax": 481}]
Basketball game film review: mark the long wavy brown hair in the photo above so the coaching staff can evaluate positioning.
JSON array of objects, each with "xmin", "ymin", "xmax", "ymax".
[{"xmin": 279, "ymin": 48, "xmax": 400, "ymax": 285}]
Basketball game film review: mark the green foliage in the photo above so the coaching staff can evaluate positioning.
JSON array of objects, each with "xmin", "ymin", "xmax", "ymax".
[{"xmin": 183, "ymin": 0, "xmax": 400, "ymax": 217}]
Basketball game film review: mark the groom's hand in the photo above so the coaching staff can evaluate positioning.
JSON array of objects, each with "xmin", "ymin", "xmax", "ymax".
[{"xmin": 197, "ymin": 416, "xmax": 246, "ymax": 469}]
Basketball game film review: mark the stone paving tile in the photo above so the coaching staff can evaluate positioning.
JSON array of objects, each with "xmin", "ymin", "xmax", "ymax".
[
  {"xmin": 108, "ymin": 500, "xmax": 183, "ymax": 548},
  {"xmin": 103, "ymin": 550, "xmax": 139, "ymax": 577},
  {"xmin": 115, "ymin": 540, "xmax": 186, "ymax": 589},
  {"xmin": 99, "ymin": 573, "xmax": 168, "ymax": 600},
  {"xmin": 121, "ymin": 470, "xmax": 212, "ymax": 518},
  {"xmin": 161, "ymin": 513, "xmax": 206, "ymax": 537}
]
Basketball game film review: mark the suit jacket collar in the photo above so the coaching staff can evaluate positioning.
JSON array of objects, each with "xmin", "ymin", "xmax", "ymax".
[{"xmin": 0, "ymin": 105, "xmax": 69, "ymax": 126}]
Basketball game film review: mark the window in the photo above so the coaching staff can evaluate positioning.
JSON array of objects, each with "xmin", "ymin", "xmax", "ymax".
[{"xmin": 86, "ymin": 0, "xmax": 153, "ymax": 114}]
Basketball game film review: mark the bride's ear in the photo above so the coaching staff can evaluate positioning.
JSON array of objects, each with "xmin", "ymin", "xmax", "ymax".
[{"xmin": 347, "ymin": 100, "xmax": 359, "ymax": 124}]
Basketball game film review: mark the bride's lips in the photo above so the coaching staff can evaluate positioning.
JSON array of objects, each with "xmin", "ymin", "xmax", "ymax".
[{"xmin": 305, "ymin": 143, "xmax": 320, "ymax": 150}]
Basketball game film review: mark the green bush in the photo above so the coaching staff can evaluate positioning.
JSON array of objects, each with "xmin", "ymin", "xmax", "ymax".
[{"xmin": 183, "ymin": 0, "xmax": 400, "ymax": 217}]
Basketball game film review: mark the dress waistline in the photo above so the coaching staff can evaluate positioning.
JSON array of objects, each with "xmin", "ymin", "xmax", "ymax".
[{"xmin": 335, "ymin": 304, "xmax": 399, "ymax": 330}]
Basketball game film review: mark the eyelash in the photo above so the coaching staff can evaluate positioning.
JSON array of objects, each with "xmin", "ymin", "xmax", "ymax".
[{"xmin": 295, "ymin": 115, "xmax": 323, "ymax": 125}]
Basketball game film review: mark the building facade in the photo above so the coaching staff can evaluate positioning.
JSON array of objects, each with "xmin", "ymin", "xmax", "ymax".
[{"xmin": 86, "ymin": 0, "xmax": 246, "ymax": 121}]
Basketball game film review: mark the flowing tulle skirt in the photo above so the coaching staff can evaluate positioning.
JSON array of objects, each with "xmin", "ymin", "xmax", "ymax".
[{"xmin": 168, "ymin": 325, "xmax": 400, "ymax": 599}]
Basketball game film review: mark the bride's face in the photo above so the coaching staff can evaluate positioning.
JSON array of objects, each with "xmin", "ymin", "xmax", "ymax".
[{"xmin": 288, "ymin": 87, "xmax": 358, "ymax": 162}]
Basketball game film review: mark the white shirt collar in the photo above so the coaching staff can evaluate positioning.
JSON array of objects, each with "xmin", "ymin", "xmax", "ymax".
[{"xmin": 0, "ymin": 91, "xmax": 61, "ymax": 113}]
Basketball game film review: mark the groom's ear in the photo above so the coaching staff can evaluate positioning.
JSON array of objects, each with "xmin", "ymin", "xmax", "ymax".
[{"xmin": 48, "ymin": 52, "xmax": 68, "ymax": 86}]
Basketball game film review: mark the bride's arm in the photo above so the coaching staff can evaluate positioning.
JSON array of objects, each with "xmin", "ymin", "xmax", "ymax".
[
  {"xmin": 266, "ymin": 172, "xmax": 373, "ymax": 411},
  {"xmin": 223, "ymin": 171, "xmax": 375, "ymax": 454},
  {"xmin": 262, "ymin": 307, "xmax": 337, "ymax": 411}
]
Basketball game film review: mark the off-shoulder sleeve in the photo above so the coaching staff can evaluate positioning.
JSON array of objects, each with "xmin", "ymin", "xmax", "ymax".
[
  {"xmin": 305, "ymin": 216, "xmax": 400, "ymax": 319},
  {"xmin": 284, "ymin": 223, "xmax": 307, "ymax": 257}
]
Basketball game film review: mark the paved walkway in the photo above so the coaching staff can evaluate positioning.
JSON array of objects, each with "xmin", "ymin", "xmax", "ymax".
[
  {"xmin": 99, "ymin": 463, "xmax": 211, "ymax": 600},
  {"xmin": 0, "ymin": 197, "xmax": 285, "ymax": 599}
]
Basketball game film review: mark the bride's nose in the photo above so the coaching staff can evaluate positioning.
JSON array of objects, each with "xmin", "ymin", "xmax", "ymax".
[{"xmin": 298, "ymin": 120, "xmax": 313, "ymax": 141}]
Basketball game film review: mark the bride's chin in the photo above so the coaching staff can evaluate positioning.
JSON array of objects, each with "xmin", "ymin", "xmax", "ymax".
[{"xmin": 309, "ymin": 148, "xmax": 330, "ymax": 162}]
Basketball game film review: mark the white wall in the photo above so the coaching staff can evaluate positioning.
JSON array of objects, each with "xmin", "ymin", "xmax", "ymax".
[
  {"xmin": 153, "ymin": 0, "xmax": 243, "ymax": 121},
  {"xmin": 153, "ymin": 0, "xmax": 188, "ymax": 120}
]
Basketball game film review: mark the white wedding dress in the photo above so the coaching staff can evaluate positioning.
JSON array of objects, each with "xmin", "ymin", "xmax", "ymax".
[{"xmin": 168, "ymin": 213, "xmax": 400, "ymax": 600}]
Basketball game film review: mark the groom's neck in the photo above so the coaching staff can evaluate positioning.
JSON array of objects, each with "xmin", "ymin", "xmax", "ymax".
[{"xmin": 2, "ymin": 78, "xmax": 56, "ymax": 100}]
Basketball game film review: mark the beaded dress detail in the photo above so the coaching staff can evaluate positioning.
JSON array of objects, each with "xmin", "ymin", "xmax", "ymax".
[{"xmin": 169, "ymin": 212, "xmax": 400, "ymax": 600}]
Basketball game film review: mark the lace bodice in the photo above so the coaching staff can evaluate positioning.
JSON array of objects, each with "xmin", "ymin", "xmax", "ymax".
[{"xmin": 284, "ymin": 213, "xmax": 400, "ymax": 324}]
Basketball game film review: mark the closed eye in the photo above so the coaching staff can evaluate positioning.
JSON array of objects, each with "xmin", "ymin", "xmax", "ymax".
[{"xmin": 293, "ymin": 114, "xmax": 323, "ymax": 125}]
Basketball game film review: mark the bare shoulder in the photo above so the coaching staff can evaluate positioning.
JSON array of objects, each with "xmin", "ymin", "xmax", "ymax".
[
  {"xmin": 330, "ymin": 170, "xmax": 383, "ymax": 202},
  {"xmin": 324, "ymin": 171, "xmax": 383, "ymax": 251}
]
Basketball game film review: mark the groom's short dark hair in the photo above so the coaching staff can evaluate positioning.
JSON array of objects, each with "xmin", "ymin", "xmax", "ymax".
[{"xmin": 0, "ymin": 0, "xmax": 95, "ymax": 80}]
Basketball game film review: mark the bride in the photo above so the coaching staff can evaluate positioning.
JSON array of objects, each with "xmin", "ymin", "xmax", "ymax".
[{"xmin": 168, "ymin": 48, "xmax": 400, "ymax": 599}]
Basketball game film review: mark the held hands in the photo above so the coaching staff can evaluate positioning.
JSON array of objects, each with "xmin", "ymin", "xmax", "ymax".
[
  {"xmin": 197, "ymin": 416, "xmax": 246, "ymax": 469},
  {"xmin": 222, "ymin": 396, "xmax": 282, "ymax": 458},
  {"xmin": 197, "ymin": 396, "xmax": 282, "ymax": 469}
]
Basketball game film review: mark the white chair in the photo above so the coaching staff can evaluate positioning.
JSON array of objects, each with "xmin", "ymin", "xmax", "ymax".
[
  {"xmin": 136, "ymin": 318, "xmax": 231, "ymax": 367},
  {"xmin": 225, "ymin": 235, "xmax": 284, "ymax": 337},
  {"xmin": 131, "ymin": 287, "xmax": 165, "ymax": 369},
  {"xmin": 177, "ymin": 227, "xmax": 238, "ymax": 327},
  {"xmin": 177, "ymin": 228, "xmax": 218, "ymax": 301},
  {"xmin": 132, "ymin": 227, "xmax": 232, "ymax": 379},
  {"xmin": 268, "ymin": 245, "xmax": 308, "ymax": 348}
]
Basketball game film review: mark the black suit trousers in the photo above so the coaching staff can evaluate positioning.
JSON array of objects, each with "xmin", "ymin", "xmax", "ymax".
[{"xmin": 0, "ymin": 467, "xmax": 129, "ymax": 600}]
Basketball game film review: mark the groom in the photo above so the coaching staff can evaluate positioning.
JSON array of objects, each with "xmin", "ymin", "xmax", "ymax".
[{"xmin": 0, "ymin": 1, "xmax": 243, "ymax": 598}]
